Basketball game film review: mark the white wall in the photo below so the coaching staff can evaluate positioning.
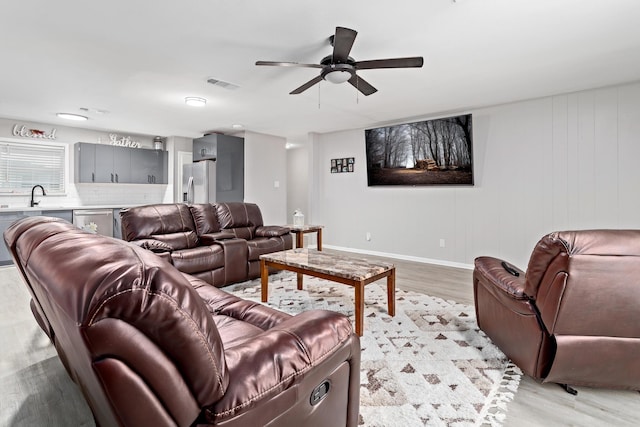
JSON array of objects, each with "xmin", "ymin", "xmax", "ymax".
[
  {"xmin": 286, "ymin": 144, "xmax": 310, "ymax": 221},
  {"xmin": 243, "ymin": 131, "xmax": 288, "ymax": 224},
  {"xmin": 309, "ymin": 81, "xmax": 640, "ymax": 269}
]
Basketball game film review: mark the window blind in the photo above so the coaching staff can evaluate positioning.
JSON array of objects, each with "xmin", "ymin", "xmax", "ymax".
[{"xmin": 0, "ymin": 141, "xmax": 66, "ymax": 194}]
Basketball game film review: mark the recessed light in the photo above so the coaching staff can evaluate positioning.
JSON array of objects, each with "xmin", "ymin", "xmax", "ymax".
[
  {"xmin": 231, "ymin": 124, "xmax": 244, "ymax": 129},
  {"xmin": 56, "ymin": 113, "xmax": 88, "ymax": 121},
  {"xmin": 185, "ymin": 97, "xmax": 207, "ymax": 107}
]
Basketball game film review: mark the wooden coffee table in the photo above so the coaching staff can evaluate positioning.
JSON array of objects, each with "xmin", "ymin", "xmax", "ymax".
[{"xmin": 260, "ymin": 249, "xmax": 395, "ymax": 336}]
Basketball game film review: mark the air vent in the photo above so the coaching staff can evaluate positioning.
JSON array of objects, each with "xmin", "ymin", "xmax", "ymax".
[{"xmin": 206, "ymin": 78, "xmax": 240, "ymax": 90}]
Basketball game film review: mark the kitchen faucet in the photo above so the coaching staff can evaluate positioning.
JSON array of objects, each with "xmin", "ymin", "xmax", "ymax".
[{"xmin": 30, "ymin": 185, "xmax": 46, "ymax": 207}]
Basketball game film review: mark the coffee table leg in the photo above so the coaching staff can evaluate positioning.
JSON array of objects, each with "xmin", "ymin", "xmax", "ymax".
[
  {"xmin": 317, "ymin": 228, "xmax": 322, "ymax": 251},
  {"xmin": 297, "ymin": 273, "xmax": 303, "ymax": 290},
  {"xmin": 355, "ymin": 282, "xmax": 364, "ymax": 336},
  {"xmin": 296, "ymin": 232, "xmax": 303, "ymax": 249},
  {"xmin": 261, "ymin": 260, "xmax": 268, "ymax": 302},
  {"xmin": 387, "ymin": 268, "xmax": 396, "ymax": 317}
]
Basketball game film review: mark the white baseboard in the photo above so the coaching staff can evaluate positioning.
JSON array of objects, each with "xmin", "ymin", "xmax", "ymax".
[{"xmin": 320, "ymin": 244, "xmax": 474, "ymax": 270}]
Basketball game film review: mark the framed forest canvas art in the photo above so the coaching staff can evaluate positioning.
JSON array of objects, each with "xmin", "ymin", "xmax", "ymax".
[{"xmin": 365, "ymin": 114, "xmax": 473, "ymax": 186}]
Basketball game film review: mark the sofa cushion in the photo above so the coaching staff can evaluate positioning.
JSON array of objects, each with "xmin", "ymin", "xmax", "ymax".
[
  {"xmin": 152, "ymin": 231, "xmax": 198, "ymax": 251},
  {"xmin": 171, "ymin": 245, "xmax": 225, "ymax": 274},
  {"xmin": 215, "ymin": 202, "xmax": 264, "ymax": 228},
  {"xmin": 247, "ymin": 237, "xmax": 288, "ymax": 261},
  {"xmin": 189, "ymin": 204, "xmax": 222, "ymax": 236},
  {"xmin": 121, "ymin": 204, "xmax": 198, "ymax": 250},
  {"xmin": 255, "ymin": 225, "xmax": 290, "ymax": 237}
]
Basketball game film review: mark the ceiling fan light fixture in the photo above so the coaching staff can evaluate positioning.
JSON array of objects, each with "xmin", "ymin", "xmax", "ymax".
[
  {"xmin": 56, "ymin": 112, "xmax": 88, "ymax": 121},
  {"xmin": 324, "ymin": 70, "xmax": 351, "ymax": 84},
  {"xmin": 185, "ymin": 97, "xmax": 207, "ymax": 107}
]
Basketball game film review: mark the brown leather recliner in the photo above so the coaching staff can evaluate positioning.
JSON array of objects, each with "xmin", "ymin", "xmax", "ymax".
[
  {"xmin": 473, "ymin": 230, "xmax": 640, "ymax": 392},
  {"xmin": 5, "ymin": 216, "xmax": 360, "ymax": 427}
]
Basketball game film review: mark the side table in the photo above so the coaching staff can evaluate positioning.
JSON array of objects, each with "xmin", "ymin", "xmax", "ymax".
[{"xmin": 287, "ymin": 225, "xmax": 324, "ymax": 251}]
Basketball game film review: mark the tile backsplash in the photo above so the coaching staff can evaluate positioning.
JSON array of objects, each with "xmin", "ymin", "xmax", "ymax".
[{"xmin": 0, "ymin": 183, "xmax": 172, "ymax": 209}]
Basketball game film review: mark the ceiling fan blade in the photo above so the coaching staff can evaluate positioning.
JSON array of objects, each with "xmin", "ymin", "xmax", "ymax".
[
  {"xmin": 290, "ymin": 75, "xmax": 324, "ymax": 94},
  {"xmin": 348, "ymin": 74, "xmax": 377, "ymax": 96},
  {"xmin": 332, "ymin": 27, "xmax": 357, "ymax": 63},
  {"xmin": 354, "ymin": 57, "xmax": 424, "ymax": 70},
  {"xmin": 256, "ymin": 61, "xmax": 323, "ymax": 69}
]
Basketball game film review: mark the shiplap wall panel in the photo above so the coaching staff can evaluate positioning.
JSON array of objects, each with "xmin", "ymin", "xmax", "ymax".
[
  {"xmin": 594, "ymin": 88, "xmax": 619, "ymax": 225},
  {"xmin": 577, "ymin": 92, "xmax": 597, "ymax": 228},
  {"xmin": 565, "ymin": 93, "xmax": 581, "ymax": 231},
  {"xmin": 617, "ymin": 84, "xmax": 640, "ymax": 228},
  {"xmin": 551, "ymin": 95, "xmax": 569, "ymax": 231}
]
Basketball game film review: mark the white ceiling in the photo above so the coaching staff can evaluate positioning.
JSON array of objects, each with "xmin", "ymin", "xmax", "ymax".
[{"xmin": 1, "ymin": 0, "xmax": 640, "ymax": 142}]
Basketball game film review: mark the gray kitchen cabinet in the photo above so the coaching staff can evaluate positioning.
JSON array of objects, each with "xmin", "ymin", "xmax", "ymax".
[
  {"xmin": 75, "ymin": 143, "xmax": 166, "ymax": 184},
  {"xmin": 113, "ymin": 146, "xmax": 132, "ymax": 183},
  {"xmin": 76, "ymin": 143, "xmax": 96, "ymax": 182},
  {"xmin": 130, "ymin": 149, "xmax": 167, "ymax": 184},
  {"xmin": 0, "ymin": 210, "xmax": 72, "ymax": 265},
  {"xmin": 0, "ymin": 213, "xmax": 24, "ymax": 265},
  {"xmin": 94, "ymin": 144, "xmax": 131, "ymax": 183},
  {"xmin": 43, "ymin": 210, "xmax": 73, "ymax": 223}
]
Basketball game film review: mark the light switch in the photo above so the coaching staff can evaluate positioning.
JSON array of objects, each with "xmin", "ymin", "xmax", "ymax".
[{"xmin": 274, "ymin": 180, "xmax": 280, "ymax": 188}]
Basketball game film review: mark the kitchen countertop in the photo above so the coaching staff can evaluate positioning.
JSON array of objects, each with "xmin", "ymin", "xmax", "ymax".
[{"xmin": 0, "ymin": 204, "xmax": 143, "ymax": 213}]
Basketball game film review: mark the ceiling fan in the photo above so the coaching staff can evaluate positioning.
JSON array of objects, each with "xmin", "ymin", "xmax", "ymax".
[{"xmin": 255, "ymin": 26, "xmax": 424, "ymax": 96}]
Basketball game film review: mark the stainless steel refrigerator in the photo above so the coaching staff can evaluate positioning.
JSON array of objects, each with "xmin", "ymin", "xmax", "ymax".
[
  {"xmin": 183, "ymin": 160, "xmax": 216, "ymax": 203},
  {"xmin": 183, "ymin": 134, "xmax": 244, "ymax": 203}
]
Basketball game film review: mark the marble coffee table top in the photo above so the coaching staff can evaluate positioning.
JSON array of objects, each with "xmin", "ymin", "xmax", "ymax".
[
  {"xmin": 285, "ymin": 224, "xmax": 324, "ymax": 231},
  {"xmin": 260, "ymin": 248, "xmax": 394, "ymax": 281}
]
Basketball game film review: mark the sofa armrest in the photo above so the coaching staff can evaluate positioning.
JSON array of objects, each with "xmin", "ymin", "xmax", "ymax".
[
  {"xmin": 206, "ymin": 309, "xmax": 357, "ymax": 422},
  {"xmin": 130, "ymin": 238, "xmax": 173, "ymax": 253},
  {"xmin": 200, "ymin": 232, "xmax": 236, "ymax": 244},
  {"xmin": 474, "ymin": 256, "xmax": 527, "ymax": 299},
  {"xmin": 255, "ymin": 225, "xmax": 290, "ymax": 237}
]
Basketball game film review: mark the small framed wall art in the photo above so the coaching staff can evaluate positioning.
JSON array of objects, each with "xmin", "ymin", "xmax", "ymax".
[{"xmin": 331, "ymin": 157, "xmax": 355, "ymax": 173}]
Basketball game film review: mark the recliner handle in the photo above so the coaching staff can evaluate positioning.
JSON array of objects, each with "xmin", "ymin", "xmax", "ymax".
[{"xmin": 501, "ymin": 261, "xmax": 520, "ymax": 277}]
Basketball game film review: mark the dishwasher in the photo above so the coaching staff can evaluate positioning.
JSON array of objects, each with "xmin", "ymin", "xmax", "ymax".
[{"xmin": 72, "ymin": 209, "xmax": 114, "ymax": 237}]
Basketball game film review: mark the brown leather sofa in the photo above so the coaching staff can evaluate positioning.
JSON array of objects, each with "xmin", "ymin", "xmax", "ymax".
[
  {"xmin": 4, "ymin": 216, "xmax": 360, "ymax": 427},
  {"xmin": 120, "ymin": 202, "xmax": 293, "ymax": 287},
  {"xmin": 474, "ymin": 230, "xmax": 640, "ymax": 392}
]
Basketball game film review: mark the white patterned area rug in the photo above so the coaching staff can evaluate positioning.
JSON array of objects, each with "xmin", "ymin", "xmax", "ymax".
[{"xmin": 225, "ymin": 272, "xmax": 522, "ymax": 427}]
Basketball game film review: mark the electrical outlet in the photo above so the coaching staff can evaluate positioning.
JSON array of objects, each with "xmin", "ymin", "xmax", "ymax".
[
  {"xmin": 439, "ymin": 239, "xmax": 445, "ymax": 248},
  {"xmin": 366, "ymin": 232, "xmax": 371, "ymax": 241}
]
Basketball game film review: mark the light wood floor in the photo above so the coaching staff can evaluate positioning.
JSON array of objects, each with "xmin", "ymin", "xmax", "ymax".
[{"xmin": 2, "ymin": 252, "xmax": 639, "ymax": 426}]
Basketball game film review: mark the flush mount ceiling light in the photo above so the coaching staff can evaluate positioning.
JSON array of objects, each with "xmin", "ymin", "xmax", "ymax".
[
  {"xmin": 323, "ymin": 69, "xmax": 352, "ymax": 84},
  {"xmin": 56, "ymin": 113, "xmax": 88, "ymax": 121},
  {"xmin": 185, "ymin": 97, "xmax": 207, "ymax": 107},
  {"xmin": 231, "ymin": 123, "xmax": 244, "ymax": 129}
]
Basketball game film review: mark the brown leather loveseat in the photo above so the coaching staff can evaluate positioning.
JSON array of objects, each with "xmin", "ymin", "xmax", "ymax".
[
  {"xmin": 5, "ymin": 216, "xmax": 360, "ymax": 427},
  {"xmin": 120, "ymin": 202, "xmax": 292, "ymax": 287},
  {"xmin": 473, "ymin": 230, "xmax": 640, "ymax": 393}
]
